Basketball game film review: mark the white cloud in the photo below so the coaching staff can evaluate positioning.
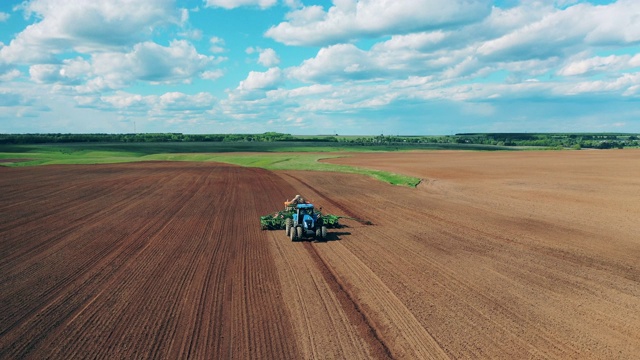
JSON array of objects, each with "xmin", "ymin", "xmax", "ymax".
[
  {"xmin": 180, "ymin": 29, "xmax": 204, "ymax": 40},
  {"xmin": 204, "ymin": 0, "xmax": 277, "ymax": 9},
  {"xmin": 560, "ymin": 72, "xmax": 640, "ymax": 96},
  {"xmin": 246, "ymin": 47, "xmax": 280, "ymax": 67},
  {"xmin": 0, "ymin": 12, "xmax": 9, "ymax": 22},
  {"xmin": 376, "ymin": 31, "xmax": 448, "ymax": 52},
  {"xmin": 25, "ymin": 40, "xmax": 215, "ymax": 92},
  {"xmin": 284, "ymin": 0, "xmax": 640, "ymax": 91},
  {"xmin": 82, "ymin": 91, "xmax": 217, "ymax": 118},
  {"xmin": 558, "ymin": 54, "xmax": 640, "ymax": 77},
  {"xmin": 284, "ymin": 5, "xmax": 325, "ymax": 25},
  {"xmin": 101, "ymin": 92, "xmax": 147, "ymax": 110},
  {"xmin": 584, "ymin": 0, "xmax": 640, "ymax": 46},
  {"xmin": 289, "ymin": 39, "xmax": 484, "ymax": 84},
  {"xmin": 284, "ymin": 84, "xmax": 333, "ymax": 98},
  {"xmin": 237, "ymin": 67, "xmax": 282, "ymax": 91},
  {"xmin": 258, "ymin": 48, "xmax": 280, "ymax": 67},
  {"xmin": 283, "ymin": 0, "xmax": 302, "ymax": 9},
  {"xmin": 210, "ymin": 36, "xmax": 226, "ymax": 53},
  {"xmin": 290, "ymin": 44, "xmax": 384, "ymax": 82},
  {"xmin": 266, "ymin": 0, "xmax": 492, "ymax": 46},
  {"xmin": 156, "ymin": 92, "xmax": 216, "ymax": 111},
  {"xmin": 0, "ymin": 0, "xmax": 180, "ymax": 64},
  {"xmin": 29, "ymin": 57, "xmax": 92, "ymax": 85},
  {"xmin": 89, "ymin": 40, "xmax": 214, "ymax": 89},
  {"xmin": 29, "ymin": 64, "xmax": 68, "ymax": 84},
  {"xmin": 0, "ymin": 69, "xmax": 21, "ymax": 82},
  {"xmin": 478, "ymin": 1, "xmax": 640, "ymax": 61},
  {"xmin": 202, "ymin": 69, "xmax": 224, "ymax": 80}
]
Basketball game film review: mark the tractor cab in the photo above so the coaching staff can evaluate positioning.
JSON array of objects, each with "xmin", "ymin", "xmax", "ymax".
[
  {"xmin": 297, "ymin": 204, "xmax": 314, "ymax": 215},
  {"xmin": 294, "ymin": 204, "xmax": 315, "ymax": 226}
]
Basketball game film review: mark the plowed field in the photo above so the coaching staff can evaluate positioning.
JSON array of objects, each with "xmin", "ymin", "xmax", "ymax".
[{"xmin": 2, "ymin": 150, "xmax": 640, "ymax": 359}]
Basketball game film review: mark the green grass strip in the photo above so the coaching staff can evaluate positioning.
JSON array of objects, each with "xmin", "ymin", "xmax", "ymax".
[
  {"xmin": 145, "ymin": 153, "xmax": 421, "ymax": 187},
  {"xmin": 1, "ymin": 144, "xmax": 421, "ymax": 187}
]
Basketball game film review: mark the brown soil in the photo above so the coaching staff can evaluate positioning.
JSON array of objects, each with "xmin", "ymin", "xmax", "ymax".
[
  {"xmin": 1, "ymin": 150, "xmax": 639, "ymax": 359},
  {"xmin": 0, "ymin": 163, "xmax": 303, "ymax": 359},
  {"xmin": 0, "ymin": 159, "xmax": 31, "ymax": 163}
]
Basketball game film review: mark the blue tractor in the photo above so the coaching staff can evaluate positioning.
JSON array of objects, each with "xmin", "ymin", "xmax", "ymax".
[{"xmin": 285, "ymin": 204, "xmax": 327, "ymax": 241}]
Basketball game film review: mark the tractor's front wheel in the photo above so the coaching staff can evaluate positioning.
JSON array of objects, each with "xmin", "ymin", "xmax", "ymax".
[
  {"xmin": 290, "ymin": 226, "xmax": 297, "ymax": 241},
  {"xmin": 296, "ymin": 226, "xmax": 303, "ymax": 240},
  {"xmin": 321, "ymin": 226, "xmax": 327, "ymax": 239},
  {"xmin": 285, "ymin": 218, "xmax": 292, "ymax": 236}
]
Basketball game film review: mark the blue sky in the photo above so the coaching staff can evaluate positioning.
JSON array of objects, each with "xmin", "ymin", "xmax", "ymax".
[{"xmin": 0, "ymin": 0, "xmax": 639, "ymax": 135}]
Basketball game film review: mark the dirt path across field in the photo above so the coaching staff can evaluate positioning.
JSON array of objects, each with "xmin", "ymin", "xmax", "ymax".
[{"xmin": 2, "ymin": 150, "xmax": 640, "ymax": 359}]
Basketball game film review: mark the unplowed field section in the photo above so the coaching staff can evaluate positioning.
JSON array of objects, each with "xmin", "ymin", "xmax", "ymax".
[{"xmin": 2, "ymin": 150, "xmax": 640, "ymax": 359}]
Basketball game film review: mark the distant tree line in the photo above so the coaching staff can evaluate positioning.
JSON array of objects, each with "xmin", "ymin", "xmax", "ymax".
[
  {"xmin": 452, "ymin": 133, "xmax": 639, "ymax": 149},
  {"xmin": 1, "ymin": 132, "xmax": 638, "ymax": 148},
  {"xmin": 0, "ymin": 132, "xmax": 335, "ymax": 144},
  {"xmin": 335, "ymin": 133, "xmax": 639, "ymax": 149}
]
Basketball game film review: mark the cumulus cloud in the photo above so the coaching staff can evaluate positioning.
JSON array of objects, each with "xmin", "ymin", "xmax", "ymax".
[
  {"xmin": 237, "ymin": 67, "xmax": 283, "ymax": 91},
  {"xmin": 266, "ymin": 0, "xmax": 492, "ymax": 46},
  {"xmin": 584, "ymin": 0, "xmax": 640, "ymax": 46},
  {"xmin": 89, "ymin": 40, "xmax": 214, "ymax": 89},
  {"xmin": 290, "ymin": 44, "xmax": 387, "ymax": 82},
  {"xmin": 0, "ymin": 69, "xmax": 21, "ymax": 82},
  {"xmin": 202, "ymin": 69, "xmax": 225, "ymax": 81},
  {"xmin": 204, "ymin": 0, "xmax": 277, "ymax": 9},
  {"xmin": 23, "ymin": 40, "xmax": 216, "ymax": 93},
  {"xmin": 284, "ymin": 0, "xmax": 640, "ymax": 92},
  {"xmin": 558, "ymin": 54, "xmax": 640, "ymax": 77},
  {"xmin": 257, "ymin": 48, "xmax": 280, "ymax": 67},
  {"xmin": 478, "ymin": 1, "xmax": 640, "ymax": 61},
  {"xmin": 246, "ymin": 46, "xmax": 280, "ymax": 66},
  {"xmin": 0, "ymin": 0, "xmax": 180, "ymax": 64},
  {"xmin": 0, "ymin": 12, "xmax": 9, "ymax": 22},
  {"xmin": 228, "ymin": 67, "xmax": 284, "ymax": 102},
  {"xmin": 29, "ymin": 57, "xmax": 92, "ymax": 85}
]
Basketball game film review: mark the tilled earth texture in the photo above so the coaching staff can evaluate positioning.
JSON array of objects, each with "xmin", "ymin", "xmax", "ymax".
[{"xmin": 1, "ymin": 150, "xmax": 639, "ymax": 359}]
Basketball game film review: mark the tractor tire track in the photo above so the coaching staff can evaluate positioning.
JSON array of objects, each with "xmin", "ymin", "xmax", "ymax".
[
  {"xmin": 276, "ymin": 170, "xmax": 449, "ymax": 359},
  {"xmin": 304, "ymin": 242, "xmax": 393, "ymax": 359}
]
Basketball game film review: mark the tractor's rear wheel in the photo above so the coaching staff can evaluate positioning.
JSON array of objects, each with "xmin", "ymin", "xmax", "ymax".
[
  {"xmin": 296, "ymin": 226, "xmax": 303, "ymax": 240},
  {"xmin": 315, "ymin": 228, "xmax": 321, "ymax": 239}
]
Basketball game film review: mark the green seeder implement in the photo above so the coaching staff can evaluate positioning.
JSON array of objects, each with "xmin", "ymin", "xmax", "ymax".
[{"xmin": 260, "ymin": 207, "xmax": 343, "ymax": 230}]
